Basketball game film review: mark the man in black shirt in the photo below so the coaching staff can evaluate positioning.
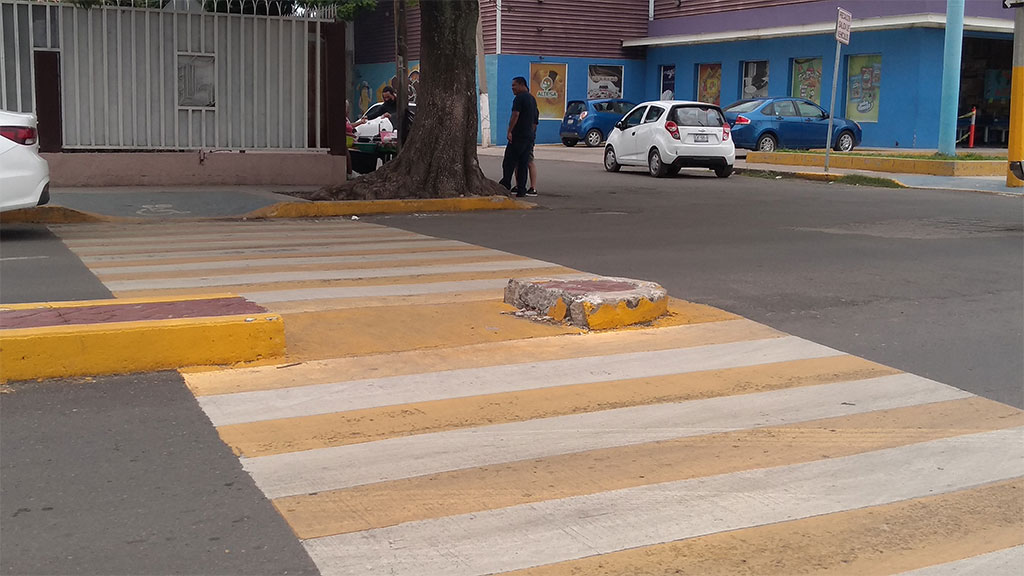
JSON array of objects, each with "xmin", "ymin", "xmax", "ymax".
[
  {"xmin": 499, "ymin": 77, "xmax": 538, "ymax": 197},
  {"xmin": 352, "ymin": 86, "xmax": 397, "ymax": 130}
]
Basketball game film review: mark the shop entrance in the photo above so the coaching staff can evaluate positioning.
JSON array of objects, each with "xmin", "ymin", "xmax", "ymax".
[{"xmin": 959, "ymin": 36, "xmax": 1013, "ymax": 147}]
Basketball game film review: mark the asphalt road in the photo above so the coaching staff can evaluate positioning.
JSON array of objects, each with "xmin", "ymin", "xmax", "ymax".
[
  {"xmin": 0, "ymin": 372, "xmax": 318, "ymax": 576},
  {"xmin": 0, "ymin": 160, "xmax": 1020, "ymax": 575},
  {"xmin": 370, "ymin": 155, "xmax": 1024, "ymax": 408},
  {"xmin": 0, "ymin": 223, "xmax": 112, "ymax": 303}
]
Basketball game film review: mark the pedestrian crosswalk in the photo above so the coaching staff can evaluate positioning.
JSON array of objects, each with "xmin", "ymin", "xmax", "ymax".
[{"xmin": 51, "ymin": 219, "xmax": 1024, "ymax": 576}]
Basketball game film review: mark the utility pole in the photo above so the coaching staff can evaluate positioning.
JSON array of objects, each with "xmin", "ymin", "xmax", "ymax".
[
  {"xmin": 937, "ymin": 0, "xmax": 965, "ymax": 156},
  {"xmin": 1008, "ymin": 5, "xmax": 1023, "ymax": 187},
  {"xmin": 394, "ymin": 0, "xmax": 408, "ymax": 151},
  {"xmin": 476, "ymin": 2, "xmax": 491, "ymax": 147}
]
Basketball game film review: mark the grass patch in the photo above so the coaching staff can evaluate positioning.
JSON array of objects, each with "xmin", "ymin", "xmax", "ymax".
[
  {"xmin": 835, "ymin": 174, "xmax": 905, "ymax": 188},
  {"xmin": 737, "ymin": 170, "xmax": 791, "ymax": 180},
  {"xmin": 774, "ymin": 149, "xmax": 1005, "ymax": 161}
]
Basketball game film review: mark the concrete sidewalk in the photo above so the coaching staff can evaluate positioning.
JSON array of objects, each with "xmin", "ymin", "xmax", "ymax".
[{"xmin": 479, "ymin": 144, "xmax": 1022, "ymax": 196}]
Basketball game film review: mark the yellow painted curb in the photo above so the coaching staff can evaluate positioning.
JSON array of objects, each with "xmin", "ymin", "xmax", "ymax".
[
  {"xmin": 243, "ymin": 195, "xmax": 532, "ymax": 219},
  {"xmin": 748, "ymin": 151, "xmax": 1006, "ymax": 176},
  {"xmin": 582, "ymin": 297, "xmax": 670, "ymax": 331},
  {"xmin": 0, "ymin": 313, "xmax": 285, "ymax": 382},
  {"xmin": 0, "ymin": 206, "xmax": 110, "ymax": 224}
]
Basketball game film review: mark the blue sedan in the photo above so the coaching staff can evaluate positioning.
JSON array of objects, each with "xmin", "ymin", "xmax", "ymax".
[
  {"xmin": 560, "ymin": 99, "xmax": 635, "ymax": 147},
  {"xmin": 723, "ymin": 98, "xmax": 861, "ymax": 152}
]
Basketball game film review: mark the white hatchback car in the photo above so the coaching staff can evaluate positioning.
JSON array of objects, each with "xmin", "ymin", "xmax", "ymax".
[
  {"xmin": 604, "ymin": 100, "xmax": 735, "ymax": 178},
  {"xmin": 0, "ymin": 110, "xmax": 50, "ymax": 212}
]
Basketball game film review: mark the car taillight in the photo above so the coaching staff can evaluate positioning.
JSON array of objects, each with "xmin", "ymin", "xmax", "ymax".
[
  {"xmin": 734, "ymin": 115, "xmax": 751, "ymax": 125},
  {"xmin": 579, "ymin": 111, "xmax": 588, "ymax": 120},
  {"xmin": 665, "ymin": 121, "xmax": 680, "ymax": 140},
  {"xmin": 722, "ymin": 122, "xmax": 731, "ymax": 141},
  {"xmin": 0, "ymin": 126, "xmax": 37, "ymax": 145}
]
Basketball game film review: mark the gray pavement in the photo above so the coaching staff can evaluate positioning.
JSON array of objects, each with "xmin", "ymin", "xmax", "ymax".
[
  {"xmin": 5, "ymin": 145, "xmax": 1014, "ymax": 225},
  {"xmin": 44, "ymin": 185, "xmax": 315, "ymax": 220}
]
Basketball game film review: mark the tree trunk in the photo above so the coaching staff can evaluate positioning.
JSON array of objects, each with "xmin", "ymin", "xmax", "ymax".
[{"xmin": 318, "ymin": 0, "xmax": 504, "ymax": 200}]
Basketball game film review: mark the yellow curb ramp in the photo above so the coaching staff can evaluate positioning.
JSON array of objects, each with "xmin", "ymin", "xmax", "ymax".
[
  {"xmin": 244, "ymin": 195, "xmax": 532, "ymax": 219},
  {"xmin": 747, "ymin": 151, "xmax": 1006, "ymax": 176},
  {"xmin": 1, "ymin": 296, "xmax": 285, "ymax": 382}
]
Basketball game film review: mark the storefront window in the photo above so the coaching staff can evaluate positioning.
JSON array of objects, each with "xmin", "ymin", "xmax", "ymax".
[
  {"xmin": 697, "ymin": 63, "xmax": 722, "ymax": 105},
  {"xmin": 791, "ymin": 57, "xmax": 823, "ymax": 105},
  {"xmin": 846, "ymin": 54, "xmax": 882, "ymax": 123},
  {"xmin": 661, "ymin": 65, "xmax": 676, "ymax": 100},
  {"xmin": 741, "ymin": 61, "xmax": 769, "ymax": 99}
]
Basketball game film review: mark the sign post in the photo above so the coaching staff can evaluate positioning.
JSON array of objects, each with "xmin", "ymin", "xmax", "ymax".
[{"xmin": 825, "ymin": 7, "xmax": 851, "ymax": 173}]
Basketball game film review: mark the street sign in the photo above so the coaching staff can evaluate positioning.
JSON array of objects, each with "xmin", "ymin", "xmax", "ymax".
[
  {"xmin": 836, "ymin": 7, "xmax": 852, "ymax": 45},
  {"xmin": 1004, "ymin": 0, "xmax": 1024, "ymax": 9}
]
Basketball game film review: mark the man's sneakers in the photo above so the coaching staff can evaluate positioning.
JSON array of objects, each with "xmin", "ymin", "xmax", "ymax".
[{"xmin": 510, "ymin": 187, "xmax": 538, "ymax": 198}]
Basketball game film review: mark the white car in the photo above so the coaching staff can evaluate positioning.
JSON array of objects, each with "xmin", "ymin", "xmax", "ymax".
[
  {"xmin": 604, "ymin": 100, "xmax": 735, "ymax": 178},
  {"xmin": 0, "ymin": 110, "xmax": 50, "ymax": 212}
]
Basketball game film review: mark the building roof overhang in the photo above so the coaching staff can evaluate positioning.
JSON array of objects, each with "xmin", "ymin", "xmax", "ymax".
[{"xmin": 623, "ymin": 14, "xmax": 1013, "ymax": 48}]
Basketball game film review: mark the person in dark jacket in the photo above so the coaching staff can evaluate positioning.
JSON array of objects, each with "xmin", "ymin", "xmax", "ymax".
[{"xmin": 499, "ymin": 77, "xmax": 538, "ymax": 197}]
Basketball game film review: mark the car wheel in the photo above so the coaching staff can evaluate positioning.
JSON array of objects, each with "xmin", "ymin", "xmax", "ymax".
[
  {"xmin": 756, "ymin": 134, "xmax": 777, "ymax": 153},
  {"xmin": 715, "ymin": 165, "xmax": 734, "ymax": 178},
  {"xmin": 648, "ymin": 148, "xmax": 668, "ymax": 178},
  {"xmin": 604, "ymin": 146, "xmax": 620, "ymax": 172},
  {"xmin": 584, "ymin": 128, "xmax": 603, "ymax": 147},
  {"xmin": 562, "ymin": 138, "xmax": 578, "ymax": 147},
  {"xmin": 666, "ymin": 166, "xmax": 681, "ymax": 177},
  {"xmin": 835, "ymin": 131, "xmax": 855, "ymax": 152}
]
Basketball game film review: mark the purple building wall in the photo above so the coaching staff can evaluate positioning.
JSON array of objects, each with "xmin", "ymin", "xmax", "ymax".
[{"xmin": 649, "ymin": 0, "xmax": 1013, "ymax": 38}]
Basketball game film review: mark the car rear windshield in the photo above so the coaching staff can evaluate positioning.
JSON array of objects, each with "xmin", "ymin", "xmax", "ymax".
[
  {"xmin": 566, "ymin": 101, "xmax": 586, "ymax": 116},
  {"xmin": 671, "ymin": 105, "xmax": 725, "ymax": 127},
  {"xmin": 723, "ymin": 100, "xmax": 763, "ymax": 113}
]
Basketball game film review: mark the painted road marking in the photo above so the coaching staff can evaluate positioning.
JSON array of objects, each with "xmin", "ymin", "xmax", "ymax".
[
  {"xmin": 300, "ymin": 428, "xmax": 1023, "ymax": 576},
  {"xmin": 241, "ymin": 374, "xmax": 971, "ymax": 499}
]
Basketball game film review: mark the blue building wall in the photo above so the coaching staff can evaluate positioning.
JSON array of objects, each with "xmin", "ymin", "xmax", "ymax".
[
  {"xmin": 492, "ymin": 55, "xmax": 646, "ymax": 146},
  {"xmin": 646, "ymin": 28, "xmax": 947, "ymax": 148}
]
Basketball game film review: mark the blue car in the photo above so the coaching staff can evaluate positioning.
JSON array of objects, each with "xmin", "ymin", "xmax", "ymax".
[
  {"xmin": 723, "ymin": 98, "xmax": 862, "ymax": 152},
  {"xmin": 560, "ymin": 99, "xmax": 635, "ymax": 147}
]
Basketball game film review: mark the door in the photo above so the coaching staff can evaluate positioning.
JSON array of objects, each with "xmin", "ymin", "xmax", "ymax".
[
  {"xmin": 616, "ymin": 105, "xmax": 648, "ymax": 163},
  {"xmin": 770, "ymin": 99, "xmax": 804, "ymax": 148},
  {"xmin": 636, "ymin": 104, "xmax": 667, "ymax": 160},
  {"xmin": 795, "ymin": 100, "xmax": 830, "ymax": 149},
  {"xmin": 32, "ymin": 51, "xmax": 62, "ymax": 153}
]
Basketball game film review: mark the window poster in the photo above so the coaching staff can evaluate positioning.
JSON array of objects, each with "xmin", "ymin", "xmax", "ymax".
[
  {"xmin": 530, "ymin": 62, "xmax": 568, "ymax": 120},
  {"xmin": 791, "ymin": 57, "xmax": 823, "ymax": 104},
  {"xmin": 741, "ymin": 60, "xmax": 769, "ymax": 99},
  {"xmin": 846, "ymin": 54, "xmax": 881, "ymax": 123},
  {"xmin": 587, "ymin": 65, "xmax": 623, "ymax": 99},
  {"xmin": 660, "ymin": 65, "xmax": 676, "ymax": 100},
  {"xmin": 697, "ymin": 63, "xmax": 722, "ymax": 105}
]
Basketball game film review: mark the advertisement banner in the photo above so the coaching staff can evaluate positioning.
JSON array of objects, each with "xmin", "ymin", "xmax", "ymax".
[
  {"xmin": 791, "ymin": 58, "xmax": 823, "ymax": 104},
  {"xmin": 587, "ymin": 65, "xmax": 623, "ymax": 99},
  {"xmin": 697, "ymin": 63, "xmax": 721, "ymax": 105},
  {"xmin": 846, "ymin": 54, "xmax": 881, "ymax": 123},
  {"xmin": 530, "ymin": 62, "xmax": 568, "ymax": 120},
  {"xmin": 660, "ymin": 65, "xmax": 676, "ymax": 100}
]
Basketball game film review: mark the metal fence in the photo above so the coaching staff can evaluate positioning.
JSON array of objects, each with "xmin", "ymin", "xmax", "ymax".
[{"xmin": 0, "ymin": 0, "xmax": 335, "ymax": 150}]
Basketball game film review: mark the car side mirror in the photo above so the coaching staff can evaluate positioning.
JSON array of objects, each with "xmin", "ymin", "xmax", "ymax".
[{"xmin": 615, "ymin": 120, "xmax": 626, "ymax": 130}]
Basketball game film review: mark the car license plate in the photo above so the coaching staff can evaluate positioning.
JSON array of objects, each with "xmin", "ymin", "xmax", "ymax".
[{"xmin": 694, "ymin": 134, "xmax": 709, "ymax": 143}]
